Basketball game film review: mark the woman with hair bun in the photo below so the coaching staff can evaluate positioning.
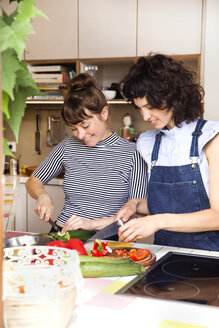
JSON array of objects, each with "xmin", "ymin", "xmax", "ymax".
[{"xmin": 26, "ymin": 73, "xmax": 147, "ymax": 238}]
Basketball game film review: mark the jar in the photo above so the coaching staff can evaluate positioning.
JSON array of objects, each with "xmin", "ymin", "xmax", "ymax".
[{"xmin": 10, "ymin": 159, "xmax": 17, "ymax": 175}]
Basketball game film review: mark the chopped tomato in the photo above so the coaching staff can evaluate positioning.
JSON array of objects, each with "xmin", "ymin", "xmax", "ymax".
[
  {"xmin": 115, "ymin": 249, "xmax": 127, "ymax": 256},
  {"xmin": 129, "ymin": 248, "xmax": 150, "ymax": 261}
]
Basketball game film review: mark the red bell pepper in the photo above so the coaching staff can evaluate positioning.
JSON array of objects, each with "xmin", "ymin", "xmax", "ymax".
[
  {"xmin": 129, "ymin": 248, "xmax": 150, "ymax": 261},
  {"xmin": 66, "ymin": 239, "xmax": 88, "ymax": 255},
  {"xmin": 91, "ymin": 239, "xmax": 109, "ymax": 257}
]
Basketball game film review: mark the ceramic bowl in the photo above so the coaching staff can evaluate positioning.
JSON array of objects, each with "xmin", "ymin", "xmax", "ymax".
[{"xmin": 102, "ymin": 90, "xmax": 116, "ymax": 100}]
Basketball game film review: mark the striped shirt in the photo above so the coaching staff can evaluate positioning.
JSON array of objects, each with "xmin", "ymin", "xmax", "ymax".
[{"xmin": 34, "ymin": 131, "xmax": 147, "ymax": 224}]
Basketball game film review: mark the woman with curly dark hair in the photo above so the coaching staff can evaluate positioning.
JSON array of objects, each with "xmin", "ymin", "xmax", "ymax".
[{"xmin": 116, "ymin": 54, "xmax": 219, "ymax": 251}]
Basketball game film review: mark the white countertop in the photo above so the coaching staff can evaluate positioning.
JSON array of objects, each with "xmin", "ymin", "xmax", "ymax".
[{"xmin": 67, "ymin": 242, "xmax": 219, "ymax": 328}]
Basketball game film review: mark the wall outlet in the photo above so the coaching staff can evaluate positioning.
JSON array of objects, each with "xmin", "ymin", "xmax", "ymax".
[{"xmin": 7, "ymin": 141, "xmax": 16, "ymax": 152}]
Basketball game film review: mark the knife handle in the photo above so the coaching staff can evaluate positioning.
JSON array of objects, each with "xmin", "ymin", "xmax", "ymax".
[{"xmin": 117, "ymin": 219, "xmax": 124, "ymax": 226}]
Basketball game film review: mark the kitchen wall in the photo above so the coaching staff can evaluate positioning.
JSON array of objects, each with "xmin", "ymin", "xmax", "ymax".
[{"xmin": 4, "ymin": 104, "xmax": 153, "ymax": 169}]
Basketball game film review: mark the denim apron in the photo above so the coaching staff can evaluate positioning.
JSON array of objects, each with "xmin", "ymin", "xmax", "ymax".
[{"xmin": 148, "ymin": 118, "xmax": 219, "ymax": 251}]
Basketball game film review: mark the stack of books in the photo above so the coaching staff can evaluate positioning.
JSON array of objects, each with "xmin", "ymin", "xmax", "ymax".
[{"xmin": 29, "ymin": 64, "xmax": 75, "ymax": 99}]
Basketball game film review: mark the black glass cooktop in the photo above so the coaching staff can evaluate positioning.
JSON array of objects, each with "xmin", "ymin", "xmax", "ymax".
[{"xmin": 117, "ymin": 252, "xmax": 219, "ymax": 307}]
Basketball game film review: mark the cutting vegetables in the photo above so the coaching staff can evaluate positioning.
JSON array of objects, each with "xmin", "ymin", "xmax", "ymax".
[{"xmin": 25, "ymin": 73, "xmax": 147, "ymax": 241}]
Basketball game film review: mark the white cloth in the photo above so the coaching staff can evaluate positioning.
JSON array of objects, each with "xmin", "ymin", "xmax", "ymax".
[{"xmin": 137, "ymin": 119, "xmax": 219, "ymax": 196}]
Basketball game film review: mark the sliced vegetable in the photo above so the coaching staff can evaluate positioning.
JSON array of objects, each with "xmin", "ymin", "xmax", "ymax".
[
  {"xmin": 90, "ymin": 239, "xmax": 109, "ymax": 257},
  {"xmin": 66, "ymin": 239, "xmax": 88, "ymax": 255},
  {"xmin": 41, "ymin": 229, "xmax": 96, "ymax": 242},
  {"xmin": 129, "ymin": 248, "xmax": 150, "ymax": 261},
  {"xmin": 80, "ymin": 261, "xmax": 145, "ymax": 277}
]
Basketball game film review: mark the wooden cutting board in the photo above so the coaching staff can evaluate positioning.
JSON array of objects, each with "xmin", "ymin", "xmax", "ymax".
[{"xmin": 106, "ymin": 247, "xmax": 156, "ymax": 267}]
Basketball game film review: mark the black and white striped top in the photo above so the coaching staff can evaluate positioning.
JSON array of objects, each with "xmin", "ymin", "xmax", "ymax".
[{"xmin": 34, "ymin": 132, "xmax": 147, "ymax": 224}]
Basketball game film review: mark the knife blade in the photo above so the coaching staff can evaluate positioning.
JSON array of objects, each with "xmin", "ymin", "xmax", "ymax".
[
  {"xmin": 91, "ymin": 219, "xmax": 124, "ymax": 240},
  {"xmin": 48, "ymin": 218, "xmax": 61, "ymax": 232}
]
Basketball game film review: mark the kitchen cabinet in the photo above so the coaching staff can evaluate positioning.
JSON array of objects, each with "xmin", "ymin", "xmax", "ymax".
[
  {"xmin": 25, "ymin": 0, "xmax": 78, "ymax": 60},
  {"xmin": 137, "ymin": 0, "xmax": 202, "ymax": 56},
  {"xmin": 78, "ymin": 0, "xmax": 137, "ymax": 58},
  {"xmin": 15, "ymin": 179, "xmax": 65, "ymax": 233}
]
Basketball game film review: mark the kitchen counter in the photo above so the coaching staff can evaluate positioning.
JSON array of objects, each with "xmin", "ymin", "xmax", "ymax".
[
  {"xmin": 3, "ymin": 229, "xmax": 219, "ymax": 327},
  {"xmin": 67, "ymin": 242, "xmax": 219, "ymax": 328}
]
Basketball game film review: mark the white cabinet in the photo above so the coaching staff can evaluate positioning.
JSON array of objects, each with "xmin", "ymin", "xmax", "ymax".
[
  {"xmin": 25, "ymin": 0, "xmax": 78, "ymax": 60},
  {"xmin": 137, "ymin": 0, "xmax": 202, "ymax": 56},
  {"xmin": 27, "ymin": 184, "xmax": 65, "ymax": 233},
  {"xmin": 78, "ymin": 0, "xmax": 136, "ymax": 58},
  {"xmin": 16, "ymin": 180, "xmax": 65, "ymax": 233}
]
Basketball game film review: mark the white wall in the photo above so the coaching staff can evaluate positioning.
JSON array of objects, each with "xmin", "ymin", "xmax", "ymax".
[{"xmin": 202, "ymin": 0, "xmax": 219, "ymax": 120}]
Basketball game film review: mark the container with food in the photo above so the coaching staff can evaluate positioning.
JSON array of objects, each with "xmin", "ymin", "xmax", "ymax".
[{"xmin": 3, "ymin": 246, "xmax": 83, "ymax": 328}]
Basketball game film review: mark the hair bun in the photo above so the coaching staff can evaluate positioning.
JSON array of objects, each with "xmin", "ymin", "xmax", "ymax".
[{"xmin": 69, "ymin": 73, "xmax": 97, "ymax": 91}]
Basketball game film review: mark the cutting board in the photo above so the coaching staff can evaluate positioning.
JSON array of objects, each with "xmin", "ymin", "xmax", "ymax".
[{"xmin": 106, "ymin": 247, "xmax": 156, "ymax": 267}]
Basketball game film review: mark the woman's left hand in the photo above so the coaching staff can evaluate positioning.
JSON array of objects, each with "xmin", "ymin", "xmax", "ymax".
[
  {"xmin": 61, "ymin": 215, "xmax": 93, "ymax": 234},
  {"xmin": 118, "ymin": 215, "xmax": 159, "ymax": 243}
]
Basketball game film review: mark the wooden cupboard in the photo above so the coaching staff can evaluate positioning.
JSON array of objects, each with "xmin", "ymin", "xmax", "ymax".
[
  {"xmin": 25, "ymin": 0, "xmax": 78, "ymax": 60},
  {"xmin": 137, "ymin": 0, "xmax": 203, "ymax": 56},
  {"xmin": 24, "ymin": 0, "xmax": 203, "ymax": 60},
  {"xmin": 78, "ymin": 0, "xmax": 137, "ymax": 58}
]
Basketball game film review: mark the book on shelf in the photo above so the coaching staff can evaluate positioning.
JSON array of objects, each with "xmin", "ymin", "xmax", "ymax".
[
  {"xmin": 37, "ymin": 83, "xmax": 66, "ymax": 91},
  {"xmin": 30, "ymin": 64, "xmax": 72, "ymax": 73},
  {"xmin": 32, "ymin": 73, "xmax": 69, "ymax": 84}
]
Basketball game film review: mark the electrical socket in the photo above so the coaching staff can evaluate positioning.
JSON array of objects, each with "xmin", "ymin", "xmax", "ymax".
[{"xmin": 7, "ymin": 141, "xmax": 16, "ymax": 152}]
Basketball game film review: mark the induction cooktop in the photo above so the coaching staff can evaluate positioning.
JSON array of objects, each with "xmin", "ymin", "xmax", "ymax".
[{"xmin": 117, "ymin": 252, "xmax": 219, "ymax": 307}]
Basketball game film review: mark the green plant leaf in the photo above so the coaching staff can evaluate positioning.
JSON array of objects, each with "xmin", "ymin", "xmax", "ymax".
[
  {"xmin": 1, "ymin": 49, "xmax": 21, "ymax": 100},
  {"xmin": 15, "ymin": 61, "xmax": 44, "ymax": 95},
  {"xmin": 3, "ymin": 137, "xmax": 15, "ymax": 157},
  {"xmin": 17, "ymin": 0, "xmax": 48, "ymax": 23},
  {"xmin": 1, "ymin": 0, "xmax": 47, "ymax": 59},
  {"xmin": 2, "ymin": 91, "xmax": 10, "ymax": 119},
  {"xmin": 4, "ymin": 88, "xmax": 28, "ymax": 142}
]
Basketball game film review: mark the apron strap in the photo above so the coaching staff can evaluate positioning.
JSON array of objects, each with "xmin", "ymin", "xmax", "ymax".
[
  {"xmin": 190, "ymin": 118, "xmax": 207, "ymax": 159},
  {"xmin": 151, "ymin": 132, "xmax": 163, "ymax": 165}
]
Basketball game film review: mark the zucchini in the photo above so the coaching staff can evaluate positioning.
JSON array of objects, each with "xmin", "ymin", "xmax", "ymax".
[
  {"xmin": 68, "ymin": 230, "xmax": 96, "ymax": 241},
  {"xmin": 80, "ymin": 261, "xmax": 145, "ymax": 277},
  {"xmin": 79, "ymin": 255, "xmax": 134, "ymax": 264},
  {"xmin": 41, "ymin": 229, "xmax": 96, "ymax": 242}
]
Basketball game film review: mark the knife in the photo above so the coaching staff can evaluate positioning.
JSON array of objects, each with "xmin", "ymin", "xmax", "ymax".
[
  {"xmin": 91, "ymin": 219, "xmax": 124, "ymax": 240},
  {"xmin": 48, "ymin": 218, "xmax": 61, "ymax": 232}
]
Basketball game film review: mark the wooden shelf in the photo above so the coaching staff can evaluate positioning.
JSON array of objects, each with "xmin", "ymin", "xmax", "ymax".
[{"xmin": 26, "ymin": 99, "xmax": 130, "ymax": 105}]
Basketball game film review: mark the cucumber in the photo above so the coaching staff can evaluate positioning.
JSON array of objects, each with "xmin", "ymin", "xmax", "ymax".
[
  {"xmin": 80, "ymin": 261, "xmax": 145, "ymax": 277},
  {"xmin": 67, "ymin": 230, "xmax": 96, "ymax": 241},
  {"xmin": 79, "ymin": 255, "xmax": 134, "ymax": 264},
  {"xmin": 41, "ymin": 229, "xmax": 96, "ymax": 242}
]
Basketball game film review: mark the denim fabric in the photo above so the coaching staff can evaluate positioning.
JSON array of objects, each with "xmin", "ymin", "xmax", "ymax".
[{"xmin": 148, "ymin": 119, "xmax": 219, "ymax": 251}]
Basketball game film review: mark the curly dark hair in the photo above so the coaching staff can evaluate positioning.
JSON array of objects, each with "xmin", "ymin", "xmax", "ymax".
[{"xmin": 121, "ymin": 54, "xmax": 204, "ymax": 126}]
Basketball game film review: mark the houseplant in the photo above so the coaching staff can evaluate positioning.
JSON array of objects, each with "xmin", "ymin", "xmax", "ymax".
[{"xmin": 1, "ymin": 0, "xmax": 47, "ymax": 156}]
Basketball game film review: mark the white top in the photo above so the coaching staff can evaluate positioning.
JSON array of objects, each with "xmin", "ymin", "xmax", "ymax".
[{"xmin": 137, "ymin": 119, "xmax": 219, "ymax": 196}]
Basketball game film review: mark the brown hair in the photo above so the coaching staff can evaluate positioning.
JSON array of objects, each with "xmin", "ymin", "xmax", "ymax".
[
  {"xmin": 61, "ymin": 73, "xmax": 107, "ymax": 125},
  {"xmin": 121, "ymin": 54, "xmax": 204, "ymax": 126}
]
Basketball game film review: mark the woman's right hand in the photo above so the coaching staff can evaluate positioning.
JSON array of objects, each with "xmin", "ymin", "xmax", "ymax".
[
  {"xmin": 114, "ymin": 199, "xmax": 138, "ymax": 223},
  {"xmin": 34, "ymin": 194, "xmax": 54, "ymax": 222}
]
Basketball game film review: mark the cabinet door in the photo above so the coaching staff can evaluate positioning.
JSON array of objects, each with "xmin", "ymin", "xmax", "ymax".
[
  {"xmin": 79, "ymin": 0, "xmax": 136, "ymax": 58},
  {"xmin": 138, "ymin": 0, "xmax": 202, "ymax": 56},
  {"xmin": 27, "ymin": 185, "xmax": 65, "ymax": 233},
  {"xmin": 25, "ymin": 0, "xmax": 78, "ymax": 60}
]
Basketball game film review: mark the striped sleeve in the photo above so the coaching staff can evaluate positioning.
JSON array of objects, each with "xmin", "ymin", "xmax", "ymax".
[
  {"xmin": 129, "ymin": 149, "xmax": 148, "ymax": 199},
  {"xmin": 33, "ymin": 139, "xmax": 66, "ymax": 184}
]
